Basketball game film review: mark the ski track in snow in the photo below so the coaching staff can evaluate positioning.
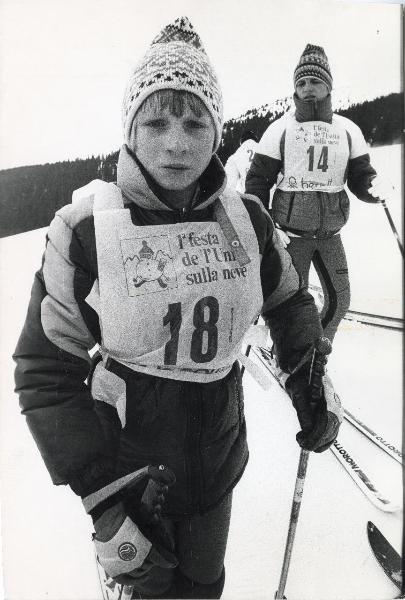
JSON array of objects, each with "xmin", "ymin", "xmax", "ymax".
[{"xmin": 0, "ymin": 144, "xmax": 402, "ymax": 600}]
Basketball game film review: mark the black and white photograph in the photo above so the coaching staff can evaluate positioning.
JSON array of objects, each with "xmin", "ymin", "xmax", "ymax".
[{"xmin": 0, "ymin": 0, "xmax": 403, "ymax": 598}]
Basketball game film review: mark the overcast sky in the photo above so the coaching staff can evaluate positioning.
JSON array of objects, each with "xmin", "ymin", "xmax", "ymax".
[{"xmin": 0, "ymin": 0, "xmax": 402, "ymax": 170}]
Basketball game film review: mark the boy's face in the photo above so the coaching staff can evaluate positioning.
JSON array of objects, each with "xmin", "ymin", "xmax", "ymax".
[
  {"xmin": 295, "ymin": 77, "xmax": 329, "ymax": 101},
  {"xmin": 132, "ymin": 101, "xmax": 216, "ymax": 194}
]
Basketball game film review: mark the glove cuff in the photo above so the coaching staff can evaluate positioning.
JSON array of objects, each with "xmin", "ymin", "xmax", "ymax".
[{"xmin": 94, "ymin": 515, "xmax": 152, "ymax": 577}]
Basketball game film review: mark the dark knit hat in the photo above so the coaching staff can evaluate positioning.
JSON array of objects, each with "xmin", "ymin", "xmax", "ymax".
[
  {"xmin": 122, "ymin": 16, "xmax": 223, "ymax": 150},
  {"xmin": 294, "ymin": 44, "xmax": 333, "ymax": 91}
]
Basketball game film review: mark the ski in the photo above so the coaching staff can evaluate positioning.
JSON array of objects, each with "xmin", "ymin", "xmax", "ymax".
[
  {"xmin": 344, "ymin": 409, "xmax": 402, "ymax": 465},
  {"xmin": 252, "ymin": 345, "xmax": 402, "ymax": 465},
  {"xmin": 330, "ymin": 441, "xmax": 400, "ymax": 513},
  {"xmin": 367, "ymin": 521, "xmax": 403, "ymax": 595},
  {"xmin": 251, "ymin": 345, "xmax": 401, "ymax": 512},
  {"xmin": 308, "ymin": 283, "xmax": 403, "ymax": 331},
  {"xmin": 95, "ymin": 556, "xmax": 133, "ymax": 600},
  {"xmin": 344, "ymin": 309, "xmax": 403, "ymax": 331}
]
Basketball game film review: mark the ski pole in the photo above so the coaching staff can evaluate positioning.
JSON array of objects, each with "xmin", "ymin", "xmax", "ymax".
[
  {"xmin": 380, "ymin": 198, "xmax": 404, "ymax": 258},
  {"xmin": 240, "ymin": 316, "xmax": 260, "ymax": 376},
  {"xmin": 274, "ymin": 336, "xmax": 332, "ymax": 600}
]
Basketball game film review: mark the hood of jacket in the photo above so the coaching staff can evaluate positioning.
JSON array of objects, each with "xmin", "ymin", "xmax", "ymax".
[{"xmin": 116, "ymin": 144, "xmax": 227, "ymax": 212}]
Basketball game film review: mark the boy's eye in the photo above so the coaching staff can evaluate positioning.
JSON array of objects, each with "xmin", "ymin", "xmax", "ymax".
[
  {"xmin": 185, "ymin": 119, "xmax": 207, "ymax": 130},
  {"xmin": 142, "ymin": 118, "xmax": 167, "ymax": 128}
]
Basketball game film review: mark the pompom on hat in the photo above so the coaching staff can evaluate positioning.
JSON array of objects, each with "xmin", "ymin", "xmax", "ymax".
[
  {"xmin": 294, "ymin": 44, "xmax": 333, "ymax": 91},
  {"xmin": 122, "ymin": 17, "xmax": 223, "ymax": 151}
]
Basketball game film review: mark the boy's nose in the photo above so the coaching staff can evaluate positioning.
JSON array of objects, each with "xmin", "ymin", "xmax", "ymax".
[{"xmin": 166, "ymin": 128, "xmax": 189, "ymax": 152}]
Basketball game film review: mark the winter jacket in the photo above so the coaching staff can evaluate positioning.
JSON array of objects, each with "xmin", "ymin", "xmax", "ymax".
[
  {"xmin": 246, "ymin": 95, "xmax": 377, "ymax": 238},
  {"xmin": 13, "ymin": 145, "xmax": 322, "ymax": 517}
]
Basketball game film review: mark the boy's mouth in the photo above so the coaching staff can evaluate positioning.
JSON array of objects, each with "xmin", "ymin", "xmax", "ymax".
[{"xmin": 163, "ymin": 164, "xmax": 190, "ymax": 171}]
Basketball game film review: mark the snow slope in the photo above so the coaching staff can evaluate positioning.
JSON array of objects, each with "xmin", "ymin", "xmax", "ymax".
[{"xmin": 0, "ymin": 144, "xmax": 402, "ymax": 600}]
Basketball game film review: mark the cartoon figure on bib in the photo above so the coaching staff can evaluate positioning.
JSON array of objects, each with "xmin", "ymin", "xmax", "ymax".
[{"xmin": 126, "ymin": 240, "xmax": 173, "ymax": 290}]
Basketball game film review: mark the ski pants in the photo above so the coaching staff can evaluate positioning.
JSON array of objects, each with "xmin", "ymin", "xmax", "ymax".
[
  {"xmin": 130, "ymin": 493, "xmax": 232, "ymax": 599},
  {"xmin": 286, "ymin": 234, "xmax": 351, "ymax": 342}
]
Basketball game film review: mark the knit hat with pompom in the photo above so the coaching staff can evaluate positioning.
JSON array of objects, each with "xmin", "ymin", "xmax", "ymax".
[{"xmin": 122, "ymin": 17, "xmax": 223, "ymax": 150}]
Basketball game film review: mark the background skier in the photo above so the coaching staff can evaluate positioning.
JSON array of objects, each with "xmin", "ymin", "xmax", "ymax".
[
  {"xmin": 14, "ymin": 20, "xmax": 342, "ymax": 599},
  {"xmin": 245, "ymin": 44, "xmax": 386, "ymax": 342},
  {"xmin": 224, "ymin": 130, "xmax": 259, "ymax": 193}
]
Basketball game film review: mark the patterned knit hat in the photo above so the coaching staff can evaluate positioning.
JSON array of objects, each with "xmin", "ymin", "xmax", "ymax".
[
  {"xmin": 122, "ymin": 17, "xmax": 223, "ymax": 150},
  {"xmin": 294, "ymin": 44, "xmax": 333, "ymax": 91}
]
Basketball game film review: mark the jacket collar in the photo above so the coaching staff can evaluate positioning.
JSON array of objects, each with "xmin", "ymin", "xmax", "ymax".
[
  {"xmin": 293, "ymin": 93, "xmax": 333, "ymax": 123},
  {"xmin": 116, "ymin": 144, "xmax": 227, "ymax": 211}
]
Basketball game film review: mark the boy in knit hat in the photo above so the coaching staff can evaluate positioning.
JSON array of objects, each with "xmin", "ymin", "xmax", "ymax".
[
  {"xmin": 246, "ymin": 44, "xmax": 384, "ymax": 342},
  {"xmin": 14, "ymin": 23, "xmax": 342, "ymax": 599}
]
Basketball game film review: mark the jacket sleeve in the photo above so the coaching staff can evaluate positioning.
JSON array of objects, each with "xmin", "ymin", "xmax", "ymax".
[
  {"xmin": 13, "ymin": 207, "xmax": 115, "ymax": 497},
  {"xmin": 346, "ymin": 154, "xmax": 377, "ymax": 202},
  {"xmin": 245, "ymin": 118, "xmax": 285, "ymax": 207},
  {"xmin": 344, "ymin": 118, "xmax": 377, "ymax": 201},
  {"xmin": 242, "ymin": 194, "xmax": 322, "ymax": 371},
  {"xmin": 245, "ymin": 153, "xmax": 281, "ymax": 208}
]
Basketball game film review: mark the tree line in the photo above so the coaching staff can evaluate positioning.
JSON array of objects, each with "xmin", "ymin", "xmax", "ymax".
[{"xmin": 0, "ymin": 93, "xmax": 402, "ymax": 238}]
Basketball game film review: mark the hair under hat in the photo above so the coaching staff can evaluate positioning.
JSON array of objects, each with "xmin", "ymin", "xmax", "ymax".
[
  {"xmin": 294, "ymin": 44, "xmax": 333, "ymax": 91},
  {"xmin": 122, "ymin": 17, "xmax": 223, "ymax": 151}
]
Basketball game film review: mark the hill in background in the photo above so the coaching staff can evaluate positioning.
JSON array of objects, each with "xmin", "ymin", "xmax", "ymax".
[{"xmin": 0, "ymin": 92, "xmax": 402, "ymax": 238}]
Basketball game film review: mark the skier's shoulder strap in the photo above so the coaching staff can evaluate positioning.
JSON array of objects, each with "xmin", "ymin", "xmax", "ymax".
[{"xmin": 72, "ymin": 179, "xmax": 124, "ymax": 211}]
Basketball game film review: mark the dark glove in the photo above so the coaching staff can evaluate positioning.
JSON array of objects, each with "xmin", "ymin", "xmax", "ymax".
[
  {"xmin": 286, "ymin": 362, "xmax": 343, "ymax": 453},
  {"xmin": 83, "ymin": 465, "xmax": 178, "ymax": 584}
]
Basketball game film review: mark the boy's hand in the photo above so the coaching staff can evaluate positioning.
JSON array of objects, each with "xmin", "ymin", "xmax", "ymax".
[
  {"xmin": 84, "ymin": 466, "xmax": 178, "ymax": 584},
  {"xmin": 369, "ymin": 176, "xmax": 395, "ymax": 203},
  {"xmin": 276, "ymin": 228, "xmax": 291, "ymax": 248},
  {"xmin": 286, "ymin": 364, "xmax": 343, "ymax": 453}
]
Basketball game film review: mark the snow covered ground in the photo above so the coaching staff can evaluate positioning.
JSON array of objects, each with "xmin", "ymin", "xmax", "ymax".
[{"xmin": 0, "ymin": 143, "xmax": 402, "ymax": 600}]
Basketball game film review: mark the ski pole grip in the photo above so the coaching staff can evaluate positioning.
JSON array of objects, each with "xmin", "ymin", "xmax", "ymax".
[{"xmin": 309, "ymin": 336, "xmax": 332, "ymax": 402}]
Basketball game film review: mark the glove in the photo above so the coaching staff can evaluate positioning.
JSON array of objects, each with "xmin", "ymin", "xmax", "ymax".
[
  {"xmin": 285, "ymin": 361, "xmax": 343, "ymax": 453},
  {"xmin": 368, "ymin": 176, "xmax": 395, "ymax": 203},
  {"xmin": 276, "ymin": 227, "xmax": 291, "ymax": 248},
  {"xmin": 83, "ymin": 465, "xmax": 178, "ymax": 584}
]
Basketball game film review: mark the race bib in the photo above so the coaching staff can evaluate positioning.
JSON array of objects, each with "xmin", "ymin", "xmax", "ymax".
[
  {"xmin": 279, "ymin": 119, "xmax": 350, "ymax": 193},
  {"xmin": 94, "ymin": 196, "xmax": 262, "ymax": 383}
]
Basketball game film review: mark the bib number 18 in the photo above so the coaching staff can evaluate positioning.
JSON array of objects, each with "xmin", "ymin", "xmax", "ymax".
[{"xmin": 163, "ymin": 296, "xmax": 219, "ymax": 365}]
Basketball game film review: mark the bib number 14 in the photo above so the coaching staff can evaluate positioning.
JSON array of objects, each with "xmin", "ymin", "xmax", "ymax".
[
  {"xmin": 307, "ymin": 145, "xmax": 329, "ymax": 172},
  {"xmin": 163, "ymin": 296, "xmax": 219, "ymax": 365}
]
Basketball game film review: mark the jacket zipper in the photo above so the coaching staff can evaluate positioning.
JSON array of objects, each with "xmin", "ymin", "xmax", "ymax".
[
  {"xmin": 186, "ymin": 386, "xmax": 203, "ymax": 510},
  {"xmin": 286, "ymin": 193, "xmax": 295, "ymax": 223}
]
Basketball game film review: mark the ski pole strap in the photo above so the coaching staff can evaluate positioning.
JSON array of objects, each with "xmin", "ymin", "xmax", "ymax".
[{"xmin": 82, "ymin": 467, "xmax": 149, "ymax": 514}]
